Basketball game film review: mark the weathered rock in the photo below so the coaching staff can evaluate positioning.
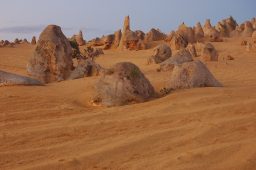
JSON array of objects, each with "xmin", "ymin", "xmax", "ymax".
[
  {"xmin": 94, "ymin": 62, "xmax": 155, "ymax": 106},
  {"xmin": 31, "ymin": 36, "xmax": 37, "ymax": 45},
  {"xmin": 0, "ymin": 70, "xmax": 42, "ymax": 86},
  {"xmin": 119, "ymin": 16, "xmax": 131, "ymax": 50},
  {"xmin": 135, "ymin": 30, "xmax": 145, "ymax": 40},
  {"xmin": 251, "ymin": 17, "xmax": 256, "ymax": 29},
  {"xmin": 69, "ymin": 59, "xmax": 102, "ymax": 80},
  {"xmin": 224, "ymin": 16, "xmax": 238, "ymax": 33},
  {"xmin": 230, "ymin": 26, "xmax": 242, "ymax": 37},
  {"xmin": 215, "ymin": 21, "xmax": 229, "ymax": 37},
  {"xmin": 252, "ymin": 31, "xmax": 256, "ymax": 44},
  {"xmin": 113, "ymin": 29, "xmax": 122, "ymax": 48},
  {"xmin": 165, "ymin": 31, "xmax": 175, "ymax": 42},
  {"xmin": 194, "ymin": 22, "xmax": 204, "ymax": 42},
  {"xmin": 123, "ymin": 31, "xmax": 140, "ymax": 50},
  {"xmin": 241, "ymin": 21, "xmax": 254, "ymax": 37},
  {"xmin": 22, "ymin": 39, "xmax": 29, "ymax": 44},
  {"xmin": 102, "ymin": 34, "xmax": 115, "ymax": 50},
  {"xmin": 201, "ymin": 43, "xmax": 218, "ymax": 61},
  {"xmin": 160, "ymin": 49, "xmax": 193, "ymax": 72},
  {"xmin": 167, "ymin": 60, "xmax": 222, "ymax": 89},
  {"xmin": 177, "ymin": 23, "xmax": 195, "ymax": 43},
  {"xmin": 14, "ymin": 38, "xmax": 21, "ymax": 44},
  {"xmin": 148, "ymin": 44, "xmax": 172, "ymax": 64},
  {"xmin": 216, "ymin": 16, "xmax": 237, "ymax": 37},
  {"xmin": 170, "ymin": 33, "xmax": 188, "ymax": 50},
  {"xmin": 203, "ymin": 19, "xmax": 222, "ymax": 42},
  {"xmin": 75, "ymin": 30, "xmax": 86, "ymax": 46},
  {"xmin": 27, "ymin": 25, "xmax": 73, "ymax": 83},
  {"xmin": 186, "ymin": 44, "xmax": 198, "ymax": 57},
  {"xmin": 136, "ymin": 39, "xmax": 147, "ymax": 50},
  {"xmin": 145, "ymin": 28, "xmax": 167, "ymax": 42}
]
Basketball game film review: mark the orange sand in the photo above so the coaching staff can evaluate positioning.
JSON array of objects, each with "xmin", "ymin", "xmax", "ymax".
[{"xmin": 0, "ymin": 38, "xmax": 256, "ymax": 170}]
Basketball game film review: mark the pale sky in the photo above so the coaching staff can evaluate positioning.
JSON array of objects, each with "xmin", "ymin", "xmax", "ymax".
[{"xmin": 0, "ymin": 0, "xmax": 255, "ymax": 41}]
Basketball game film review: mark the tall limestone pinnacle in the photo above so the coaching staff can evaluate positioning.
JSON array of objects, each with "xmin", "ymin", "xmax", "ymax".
[
  {"xmin": 123, "ymin": 15, "xmax": 130, "ymax": 32},
  {"xmin": 119, "ymin": 15, "xmax": 131, "ymax": 50}
]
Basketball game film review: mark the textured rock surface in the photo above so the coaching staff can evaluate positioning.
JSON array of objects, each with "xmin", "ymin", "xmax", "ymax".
[
  {"xmin": 94, "ymin": 62, "xmax": 155, "ymax": 106},
  {"xmin": 27, "ymin": 25, "xmax": 73, "ymax": 83},
  {"xmin": 201, "ymin": 43, "xmax": 219, "ymax": 61},
  {"xmin": 160, "ymin": 49, "xmax": 193, "ymax": 72},
  {"xmin": 0, "ymin": 70, "xmax": 42, "ymax": 86},
  {"xmin": 148, "ymin": 44, "xmax": 172, "ymax": 64},
  {"xmin": 167, "ymin": 60, "xmax": 222, "ymax": 89}
]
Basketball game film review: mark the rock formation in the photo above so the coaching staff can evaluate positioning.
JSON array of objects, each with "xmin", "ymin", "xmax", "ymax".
[
  {"xmin": 186, "ymin": 44, "xmax": 198, "ymax": 57},
  {"xmin": 0, "ymin": 70, "xmax": 42, "ymax": 86},
  {"xmin": 102, "ymin": 34, "xmax": 115, "ymax": 50},
  {"xmin": 176, "ymin": 23, "xmax": 195, "ymax": 43},
  {"xmin": 252, "ymin": 31, "xmax": 256, "ymax": 44},
  {"xmin": 241, "ymin": 21, "xmax": 254, "ymax": 37},
  {"xmin": 27, "ymin": 25, "xmax": 73, "ymax": 83},
  {"xmin": 119, "ymin": 16, "xmax": 131, "ymax": 50},
  {"xmin": 118, "ymin": 16, "xmax": 146, "ymax": 50},
  {"xmin": 69, "ymin": 59, "xmax": 102, "ymax": 80},
  {"xmin": 145, "ymin": 28, "xmax": 167, "ymax": 42},
  {"xmin": 160, "ymin": 49, "xmax": 193, "ymax": 72},
  {"xmin": 167, "ymin": 60, "xmax": 222, "ymax": 89},
  {"xmin": 113, "ymin": 29, "xmax": 122, "ymax": 48},
  {"xmin": 194, "ymin": 22, "xmax": 204, "ymax": 42},
  {"xmin": 201, "ymin": 43, "xmax": 218, "ymax": 61},
  {"xmin": 148, "ymin": 44, "xmax": 172, "ymax": 64},
  {"xmin": 203, "ymin": 19, "xmax": 222, "ymax": 42},
  {"xmin": 94, "ymin": 62, "xmax": 155, "ymax": 106},
  {"xmin": 74, "ymin": 30, "xmax": 86, "ymax": 46},
  {"xmin": 31, "ymin": 36, "xmax": 37, "ymax": 45},
  {"xmin": 170, "ymin": 33, "xmax": 188, "ymax": 50}
]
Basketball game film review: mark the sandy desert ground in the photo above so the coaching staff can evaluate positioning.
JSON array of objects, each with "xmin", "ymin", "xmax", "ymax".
[{"xmin": 1, "ymin": 38, "xmax": 256, "ymax": 170}]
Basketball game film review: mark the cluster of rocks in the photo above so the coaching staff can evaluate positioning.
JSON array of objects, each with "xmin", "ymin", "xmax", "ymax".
[
  {"xmin": 0, "ymin": 40, "xmax": 15, "ymax": 48},
  {"xmin": 149, "ymin": 44, "xmax": 221, "ymax": 89},
  {"xmin": 0, "ymin": 36, "xmax": 37, "ymax": 48},
  {"xmin": 165, "ymin": 16, "xmax": 256, "ymax": 52},
  {"xmin": 27, "ymin": 25, "xmax": 102, "ymax": 84},
  {"xmin": 87, "ymin": 16, "xmax": 167, "ymax": 51}
]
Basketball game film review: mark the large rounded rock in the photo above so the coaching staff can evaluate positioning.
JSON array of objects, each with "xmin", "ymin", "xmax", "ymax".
[
  {"xmin": 160, "ymin": 49, "xmax": 193, "ymax": 72},
  {"xmin": 27, "ymin": 25, "xmax": 73, "ymax": 83},
  {"xmin": 94, "ymin": 62, "xmax": 155, "ymax": 106},
  {"xmin": 201, "ymin": 43, "xmax": 218, "ymax": 62},
  {"xmin": 0, "ymin": 70, "xmax": 42, "ymax": 86},
  {"xmin": 167, "ymin": 60, "xmax": 222, "ymax": 89},
  {"xmin": 148, "ymin": 44, "xmax": 172, "ymax": 64}
]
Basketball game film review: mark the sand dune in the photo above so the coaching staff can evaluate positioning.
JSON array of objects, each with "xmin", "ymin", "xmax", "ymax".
[{"xmin": 1, "ymin": 38, "xmax": 256, "ymax": 170}]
